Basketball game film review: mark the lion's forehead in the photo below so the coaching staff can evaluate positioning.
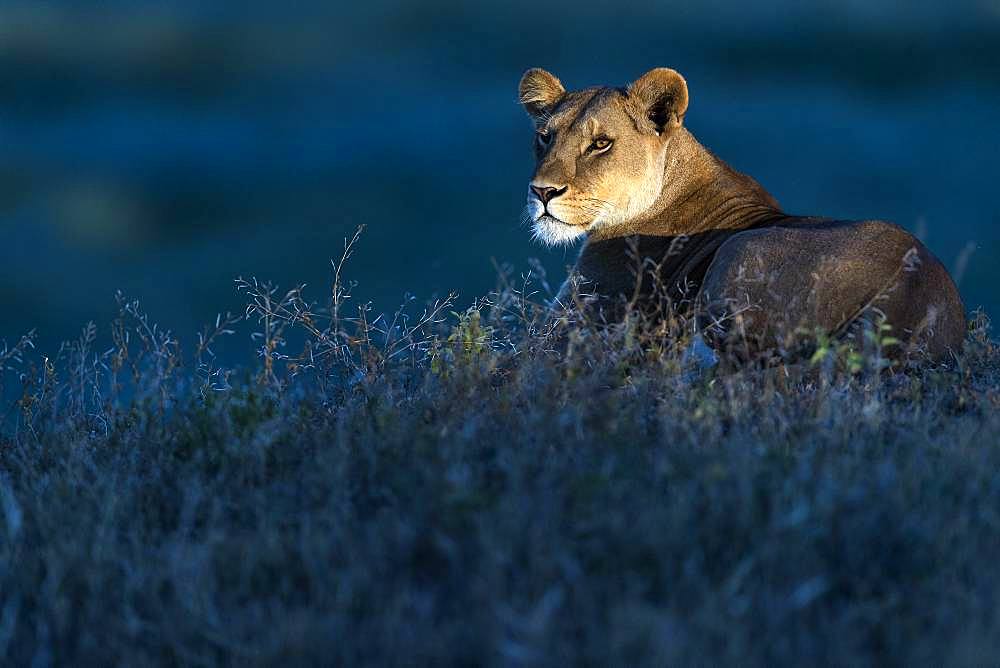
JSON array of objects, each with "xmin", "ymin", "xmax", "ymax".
[{"xmin": 547, "ymin": 88, "xmax": 631, "ymax": 136}]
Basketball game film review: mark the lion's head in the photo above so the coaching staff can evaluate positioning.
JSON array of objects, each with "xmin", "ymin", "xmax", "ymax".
[{"xmin": 518, "ymin": 67, "xmax": 689, "ymax": 246}]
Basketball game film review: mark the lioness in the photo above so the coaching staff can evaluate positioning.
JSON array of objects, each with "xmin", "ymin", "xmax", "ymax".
[{"xmin": 518, "ymin": 67, "xmax": 966, "ymax": 358}]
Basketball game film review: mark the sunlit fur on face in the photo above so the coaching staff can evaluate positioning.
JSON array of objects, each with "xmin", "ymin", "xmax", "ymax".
[{"xmin": 522, "ymin": 87, "xmax": 670, "ymax": 247}]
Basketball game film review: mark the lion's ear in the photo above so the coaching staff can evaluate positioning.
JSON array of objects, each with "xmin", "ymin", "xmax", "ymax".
[
  {"xmin": 628, "ymin": 68, "xmax": 689, "ymax": 135},
  {"xmin": 519, "ymin": 68, "xmax": 565, "ymax": 121}
]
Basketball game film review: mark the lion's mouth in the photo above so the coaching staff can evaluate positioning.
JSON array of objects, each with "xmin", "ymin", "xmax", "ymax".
[
  {"xmin": 530, "ymin": 209, "xmax": 588, "ymax": 247},
  {"xmin": 537, "ymin": 212, "xmax": 572, "ymax": 226}
]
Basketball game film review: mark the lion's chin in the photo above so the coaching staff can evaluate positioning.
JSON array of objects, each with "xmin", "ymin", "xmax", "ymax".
[{"xmin": 531, "ymin": 214, "xmax": 588, "ymax": 247}]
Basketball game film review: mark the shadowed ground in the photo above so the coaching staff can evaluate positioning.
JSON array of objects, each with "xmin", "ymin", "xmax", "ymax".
[{"xmin": 1, "ymin": 263, "xmax": 998, "ymax": 665}]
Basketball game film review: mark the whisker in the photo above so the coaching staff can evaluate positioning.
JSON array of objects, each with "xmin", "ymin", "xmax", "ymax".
[{"xmin": 519, "ymin": 205, "xmax": 536, "ymax": 228}]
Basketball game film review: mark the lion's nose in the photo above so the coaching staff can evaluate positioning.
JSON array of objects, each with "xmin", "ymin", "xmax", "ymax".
[{"xmin": 530, "ymin": 185, "xmax": 567, "ymax": 205}]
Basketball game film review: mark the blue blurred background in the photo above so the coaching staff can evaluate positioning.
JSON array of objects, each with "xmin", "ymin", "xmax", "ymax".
[{"xmin": 2, "ymin": 1, "xmax": 998, "ymax": 356}]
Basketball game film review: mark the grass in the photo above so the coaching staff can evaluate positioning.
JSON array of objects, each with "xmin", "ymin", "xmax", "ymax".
[{"xmin": 2, "ymin": 228, "xmax": 1000, "ymax": 666}]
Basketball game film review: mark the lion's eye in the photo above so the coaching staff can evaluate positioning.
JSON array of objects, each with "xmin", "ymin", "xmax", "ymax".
[
  {"xmin": 536, "ymin": 132, "xmax": 551, "ymax": 147},
  {"xmin": 590, "ymin": 137, "xmax": 613, "ymax": 152}
]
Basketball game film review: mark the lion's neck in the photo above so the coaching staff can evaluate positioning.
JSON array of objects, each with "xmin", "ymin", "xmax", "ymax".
[{"xmin": 591, "ymin": 127, "xmax": 782, "ymax": 241}]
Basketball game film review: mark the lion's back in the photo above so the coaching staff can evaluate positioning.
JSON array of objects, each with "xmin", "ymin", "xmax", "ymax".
[{"xmin": 702, "ymin": 218, "xmax": 966, "ymax": 357}]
